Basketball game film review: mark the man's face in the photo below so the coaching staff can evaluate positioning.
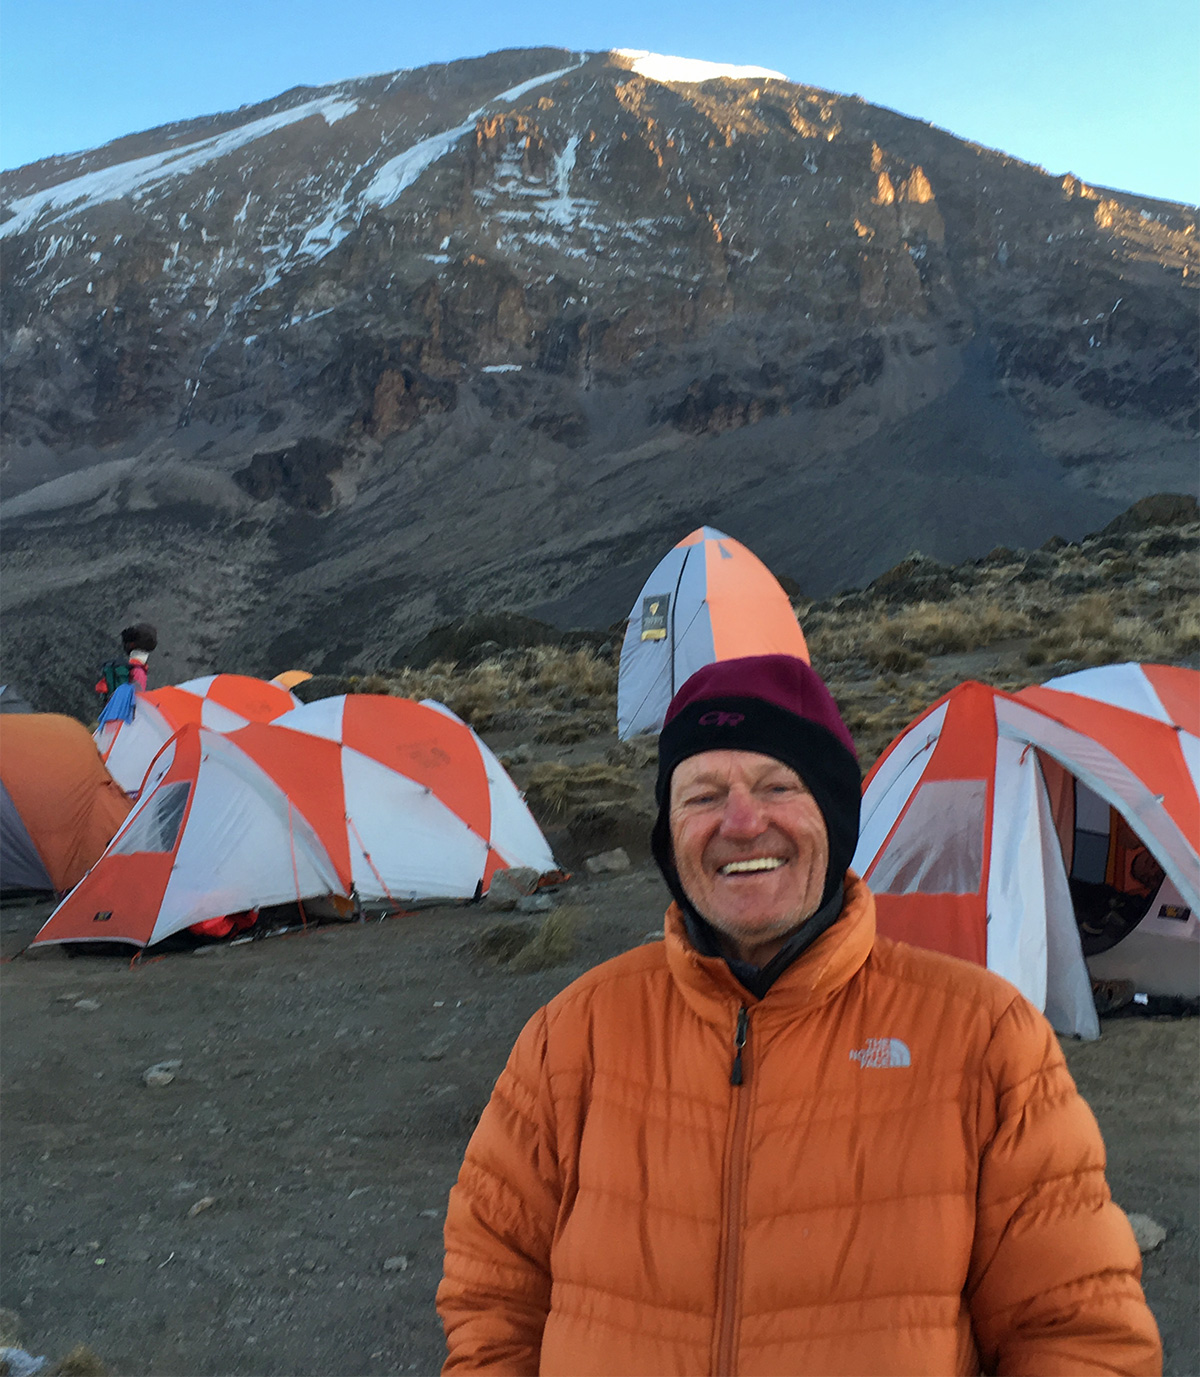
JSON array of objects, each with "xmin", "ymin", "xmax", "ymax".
[{"xmin": 669, "ymin": 750, "xmax": 829, "ymax": 960}]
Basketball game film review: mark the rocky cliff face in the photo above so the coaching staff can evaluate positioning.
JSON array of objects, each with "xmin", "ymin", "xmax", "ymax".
[{"xmin": 2, "ymin": 47, "xmax": 1196, "ymax": 714}]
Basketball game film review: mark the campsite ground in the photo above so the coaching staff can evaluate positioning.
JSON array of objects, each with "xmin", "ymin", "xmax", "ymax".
[
  {"xmin": 2, "ymin": 873, "xmax": 1198, "ymax": 1377},
  {"xmin": 3, "ymin": 505, "xmax": 1198, "ymax": 1375}
]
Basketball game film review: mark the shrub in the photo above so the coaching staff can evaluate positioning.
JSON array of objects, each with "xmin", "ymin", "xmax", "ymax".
[
  {"xmin": 523, "ymin": 762, "xmax": 639, "ymax": 820},
  {"xmin": 508, "ymin": 907, "xmax": 582, "ymax": 972}
]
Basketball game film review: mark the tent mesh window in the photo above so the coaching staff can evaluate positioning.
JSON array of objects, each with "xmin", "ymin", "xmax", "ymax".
[
  {"xmin": 870, "ymin": 779, "xmax": 987, "ymax": 896},
  {"xmin": 1070, "ymin": 780, "xmax": 1112, "ymax": 883},
  {"xmin": 108, "ymin": 781, "xmax": 191, "ymax": 856}
]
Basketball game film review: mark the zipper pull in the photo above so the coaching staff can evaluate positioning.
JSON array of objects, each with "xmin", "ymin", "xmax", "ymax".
[{"xmin": 730, "ymin": 1005, "xmax": 749, "ymax": 1086}]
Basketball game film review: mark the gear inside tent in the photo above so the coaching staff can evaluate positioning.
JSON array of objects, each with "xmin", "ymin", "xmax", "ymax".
[
  {"xmin": 852, "ymin": 666, "xmax": 1199, "ymax": 1039},
  {"xmin": 96, "ymin": 673, "xmax": 301, "ymax": 794},
  {"xmin": 30, "ymin": 724, "xmax": 343, "ymax": 948},
  {"xmin": 1017, "ymin": 664, "xmax": 1199, "ymax": 1003},
  {"xmin": 1, "ymin": 714, "xmax": 132, "ymax": 894},
  {"xmin": 617, "ymin": 526, "xmax": 809, "ymax": 740}
]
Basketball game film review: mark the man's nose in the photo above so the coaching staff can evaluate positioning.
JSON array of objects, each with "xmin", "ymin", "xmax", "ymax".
[{"xmin": 718, "ymin": 786, "xmax": 768, "ymax": 838}]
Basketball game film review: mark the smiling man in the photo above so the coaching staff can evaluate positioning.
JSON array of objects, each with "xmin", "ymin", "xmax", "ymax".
[{"xmin": 438, "ymin": 655, "xmax": 1160, "ymax": 1376}]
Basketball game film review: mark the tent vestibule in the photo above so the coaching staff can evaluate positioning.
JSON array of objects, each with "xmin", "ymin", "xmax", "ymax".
[{"xmin": 853, "ymin": 666, "xmax": 1200, "ymax": 1039}]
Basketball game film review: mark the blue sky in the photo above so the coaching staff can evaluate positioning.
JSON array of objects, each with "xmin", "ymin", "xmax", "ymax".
[{"xmin": 2, "ymin": 0, "xmax": 1196, "ymax": 204}]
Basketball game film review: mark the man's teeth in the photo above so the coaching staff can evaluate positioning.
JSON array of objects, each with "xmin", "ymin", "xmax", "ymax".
[{"xmin": 719, "ymin": 858, "xmax": 785, "ymax": 875}]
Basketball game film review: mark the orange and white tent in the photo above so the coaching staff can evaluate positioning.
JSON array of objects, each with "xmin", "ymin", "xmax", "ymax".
[
  {"xmin": 32, "ymin": 724, "xmax": 341, "ymax": 947},
  {"xmin": 260, "ymin": 695, "xmax": 556, "ymax": 901},
  {"xmin": 617, "ymin": 526, "xmax": 809, "ymax": 739},
  {"xmin": 34, "ymin": 695, "xmax": 556, "ymax": 948},
  {"xmin": 96, "ymin": 673, "xmax": 301, "ymax": 794},
  {"xmin": 1, "ymin": 714, "xmax": 132, "ymax": 894},
  {"xmin": 852, "ymin": 665, "xmax": 1199, "ymax": 1039}
]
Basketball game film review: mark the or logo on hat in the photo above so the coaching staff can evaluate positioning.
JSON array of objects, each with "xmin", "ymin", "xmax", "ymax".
[{"xmin": 698, "ymin": 710, "xmax": 745, "ymax": 727}]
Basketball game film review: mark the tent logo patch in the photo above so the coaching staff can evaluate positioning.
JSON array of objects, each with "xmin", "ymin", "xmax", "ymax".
[
  {"xmin": 640, "ymin": 595, "xmax": 669, "ymax": 641},
  {"xmin": 1159, "ymin": 904, "xmax": 1191, "ymax": 921},
  {"xmin": 849, "ymin": 1037, "xmax": 911, "ymax": 1069}
]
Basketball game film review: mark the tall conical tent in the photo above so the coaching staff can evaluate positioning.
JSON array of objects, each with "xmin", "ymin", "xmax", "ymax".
[
  {"xmin": 96, "ymin": 673, "xmax": 301, "ymax": 794},
  {"xmin": 1, "ymin": 714, "xmax": 132, "ymax": 893},
  {"xmin": 617, "ymin": 526, "xmax": 809, "ymax": 739},
  {"xmin": 852, "ymin": 666, "xmax": 1200, "ymax": 1040}
]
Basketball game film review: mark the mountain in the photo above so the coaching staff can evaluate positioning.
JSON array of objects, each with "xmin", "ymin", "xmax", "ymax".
[{"xmin": 1, "ymin": 47, "xmax": 1196, "ymax": 714}]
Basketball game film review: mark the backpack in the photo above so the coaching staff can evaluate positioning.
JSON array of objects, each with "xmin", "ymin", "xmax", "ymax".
[{"xmin": 95, "ymin": 658, "xmax": 131, "ymax": 700}]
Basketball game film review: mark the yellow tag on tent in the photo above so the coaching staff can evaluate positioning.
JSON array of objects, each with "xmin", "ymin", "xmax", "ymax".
[{"xmin": 641, "ymin": 595, "xmax": 669, "ymax": 641}]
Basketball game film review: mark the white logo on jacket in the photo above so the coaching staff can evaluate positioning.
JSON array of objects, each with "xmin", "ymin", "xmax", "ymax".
[{"xmin": 849, "ymin": 1037, "xmax": 911, "ymax": 1068}]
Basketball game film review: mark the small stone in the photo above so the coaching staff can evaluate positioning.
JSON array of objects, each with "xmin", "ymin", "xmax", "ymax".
[
  {"xmin": 382, "ymin": 1254, "xmax": 409, "ymax": 1272},
  {"xmin": 421, "ymin": 1034, "xmax": 454, "ymax": 1062},
  {"xmin": 0, "ymin": 1347, "xmax": 47, "ymax": 1377},
  {"xmin": 187, "ymin": 1196, "xmax": 217, "ymax": 1217},
  {"xmin": 73, "ymin": 998, "xmax": 101, "ymax": 1012},
  {"xmin": 516, "ymin": 894, "xmax": 553, "ymax": 914},
  {"xmin": 1125, "ymin": 1211, "xmax": 1167, "ymax": 1253},
  {"xmin": 142, "ymin": 1060, "xmax": 182, "ymax": 1088},
  {"xmin": 56, "ymin": 993, "xmax": 83, "ymax": 1004},
  {"xmin": 484, "ymin": 867, "xmax": 542, "ymax": 909},
  {"xmin": 585, "ymin": 847, "xmax": 631, "ymax": 875}
]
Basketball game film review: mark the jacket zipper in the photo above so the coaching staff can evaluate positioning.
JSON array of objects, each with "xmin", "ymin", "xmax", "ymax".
[{"xmin": 714, "ymin": 1004, "xmax": 751, "ymax": 1376}]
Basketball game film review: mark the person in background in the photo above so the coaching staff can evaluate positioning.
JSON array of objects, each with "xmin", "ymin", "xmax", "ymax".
[
  {"xmin": 438, "ymin": 653, "xmax": 1161, "ymax": 1376},
  {"xmin": 96, "ymin": 622, "xmax": 157, "ymax": 726}
]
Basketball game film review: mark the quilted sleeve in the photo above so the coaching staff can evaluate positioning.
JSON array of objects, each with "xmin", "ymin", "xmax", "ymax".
[
  {"xmin": 437, "ymin": 1007, "xmax": 561, "ymax": 1375},
  {"xmin": 967, "ymin": 995, "xmax": 1162, "ymax": 1377}
]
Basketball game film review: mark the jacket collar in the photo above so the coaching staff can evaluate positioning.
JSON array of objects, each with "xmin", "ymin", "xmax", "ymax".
[{"xmin": 663, "ymin": 871, "xmax": 877, "ymax": 1027}]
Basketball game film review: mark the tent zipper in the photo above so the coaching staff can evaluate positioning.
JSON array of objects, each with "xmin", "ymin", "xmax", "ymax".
[{"xmin": 714, "ymin": 1004, "xmax": 751, "ymax": 1376}]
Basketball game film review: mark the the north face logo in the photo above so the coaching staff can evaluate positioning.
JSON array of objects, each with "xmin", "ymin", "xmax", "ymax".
[{"xmin": 849, "ymin": 1037, "xmax": 911, "ymax": 1068}]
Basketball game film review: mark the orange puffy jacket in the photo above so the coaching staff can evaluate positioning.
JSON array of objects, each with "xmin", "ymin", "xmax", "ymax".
[{"xmin": 438, "ymin": 875, "xmax": 1160, "ymax": 1376}]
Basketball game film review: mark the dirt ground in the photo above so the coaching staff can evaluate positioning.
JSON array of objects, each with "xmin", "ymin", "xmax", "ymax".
[{"xmin": 2, "ymin": 865, "xmax": 1196, "ymax": 1377}]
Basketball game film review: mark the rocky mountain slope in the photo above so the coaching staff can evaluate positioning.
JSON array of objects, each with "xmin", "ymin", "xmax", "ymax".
[{"xmin": 2, "ymin": 48, "xmax": 1196, "ymax": 712}]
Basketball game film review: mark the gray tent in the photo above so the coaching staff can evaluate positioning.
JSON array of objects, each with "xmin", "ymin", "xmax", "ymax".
[
  {"xmin": 0, "ymin": 685, "xmax": 34, "ymax": 713},
  {"xmin": 0, "ymin": 779, "xmax": 54, "ymax": 890}
]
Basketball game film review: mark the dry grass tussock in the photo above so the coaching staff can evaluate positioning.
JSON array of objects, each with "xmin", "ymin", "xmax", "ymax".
[
  {"xmin": 523, "ymin": 762, "xmax": 640, "ymax": 820},
  {"xmin": 473, "ymin": 907, "xmax": 583, "ymax": 972},
  {"xmin": 1024, "ymin": 592, "xmax": 1200, "ymax": 667},
  {"xmin": 507, "ymin": 906, "xmax": 583, "ymax": 973},
  {"xmin": 808, "ymin": 597, "xmax": 1033, "ymax": 671},
  {"xmin": 48, "ymin": 1349, "xmax": 108, "ymax": 1377},
  {"xmin": 360, "ymin": 646, "xmax": 616, "ymax": 729}
]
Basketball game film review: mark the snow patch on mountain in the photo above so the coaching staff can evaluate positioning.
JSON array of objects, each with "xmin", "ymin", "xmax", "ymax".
[
  {"xmin": 0, "ymin": 93, "xmax": 359, "ymax": 239},
  {"xmin": 615, "ymin": 51, "xmax": 787, "ymax": 84},
  {"xmin": 363, "ymin": 56, "xmax": 586, "ymax": 212}
]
